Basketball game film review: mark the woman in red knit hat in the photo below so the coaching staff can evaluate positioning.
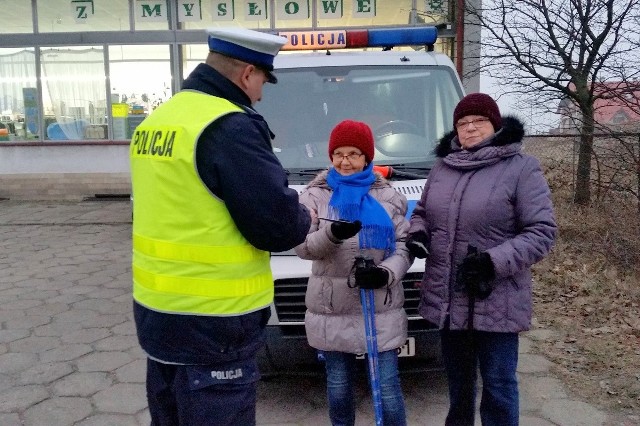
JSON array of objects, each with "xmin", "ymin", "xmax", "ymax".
[{"xmin": 294, "ymin": 119, "xmax": 412, "ymax": 425}]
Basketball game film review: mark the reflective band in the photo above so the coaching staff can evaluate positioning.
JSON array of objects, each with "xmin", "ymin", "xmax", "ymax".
[
  {"xmin": 133, "ymin": 264, "xmax": 272, "ymax": 299},
  {"xmin": 133, "ymin": 233, "xmax": 268, "ymax": 265},
  {"xmin": 133, "ymin": 282, "xmax": 273, "ymax": 315}
]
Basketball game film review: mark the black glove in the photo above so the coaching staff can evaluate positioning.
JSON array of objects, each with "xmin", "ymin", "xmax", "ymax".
[
  {"xmin": 330, "ymin": 220, "xmax": 362, "ymax": 240},
  {"xmin": 406, "ymin": 232, "xmax": 429, "ymax": 259},
  {"xmin": 355, "ymin": 265, "xmax": 389, "ymax": 289},
  {"xmin": 456, "ymin": 249, "xmax": 496, "ymax": 300}
]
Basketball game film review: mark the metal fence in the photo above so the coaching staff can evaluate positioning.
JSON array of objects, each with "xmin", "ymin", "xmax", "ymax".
[
  {"xmin": 523, "ymin": 134, "xmax": 640, "ymax": 272},
  {"xmin": 523, "ymin": 133, "xmax": 640, "ymax": 204}
]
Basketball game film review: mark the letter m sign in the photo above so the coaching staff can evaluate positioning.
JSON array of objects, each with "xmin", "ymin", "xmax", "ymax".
[{"xmin": 136, "ymin": 0, "xmax": 167, "ymax": 22}]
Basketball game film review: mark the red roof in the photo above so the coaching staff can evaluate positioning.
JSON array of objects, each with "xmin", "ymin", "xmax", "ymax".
[{"xmin": 558, "ymin": 81, "xmax": 640, "ymax": 125}]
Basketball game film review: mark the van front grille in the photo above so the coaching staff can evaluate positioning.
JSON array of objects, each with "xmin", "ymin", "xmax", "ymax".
[
  {"xmin": 273, "ymin": 272, "xmax": 425, "ymax": 323},
  {"xmin": 273, "ymin": 278, "xmax": 308, "ymax": 322},
  {"xmin": 401, "ymin": 272, "xmax": 423, "ymax": 316}
]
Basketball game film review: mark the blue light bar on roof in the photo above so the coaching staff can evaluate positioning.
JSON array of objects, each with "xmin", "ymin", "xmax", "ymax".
[
  {"xmin": 279, "ymin": 26, "xmax": 438, "ymax": 51},
  {"xmin": 366, "ymin": 27, "xmax": 438, "ymax": 48}
]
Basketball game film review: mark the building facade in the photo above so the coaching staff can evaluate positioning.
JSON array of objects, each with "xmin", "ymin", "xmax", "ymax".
[{"xmin": 0, "ymin": 0, "xmax": 479, "ymax": 199}]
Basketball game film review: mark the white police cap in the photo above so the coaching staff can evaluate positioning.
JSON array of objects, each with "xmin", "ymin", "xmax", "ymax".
[{"xmin": 207, "ymin": 27, "xmax": 288, "ymax": 84}]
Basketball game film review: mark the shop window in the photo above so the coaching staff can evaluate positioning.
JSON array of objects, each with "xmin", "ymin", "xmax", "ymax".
[
  {"xmin": 0, "ymin": 48, "xmax": 37, "ymax": 141},
  {"xmin": 183, "ymin": 44, "xmax": 209, "ymax": 78},
  {"xmin": 109, "ymin": 45, "xmax": 172, "ymax": 140},
  {"xmin": 40, "ymin": 47, "xmax": 107, "ymax": 141}
]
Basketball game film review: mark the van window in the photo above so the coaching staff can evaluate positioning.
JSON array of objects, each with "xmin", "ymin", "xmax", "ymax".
[{"xmin": 260, "ymin": 65, "xmax": 460, "ymax": 177}]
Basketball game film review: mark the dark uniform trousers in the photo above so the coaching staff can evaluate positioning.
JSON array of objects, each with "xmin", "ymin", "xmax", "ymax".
[{"xmin": 147, "ymin": 357, "xmax": 260, "ymax": 426}]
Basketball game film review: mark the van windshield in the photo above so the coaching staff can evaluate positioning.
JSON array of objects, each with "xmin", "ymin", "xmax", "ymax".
[{"xmin": 259, "ymin": 65, "xmax": 461, "ymax": 181}]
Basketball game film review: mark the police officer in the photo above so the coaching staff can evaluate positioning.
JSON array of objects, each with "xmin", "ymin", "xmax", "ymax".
[{"xmin": 130, "ymin": 28, "xmax": 312, "ymax": 425}]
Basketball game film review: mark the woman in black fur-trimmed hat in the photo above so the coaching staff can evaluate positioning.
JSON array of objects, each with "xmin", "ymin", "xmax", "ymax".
[{"xmin": 406, "ymin": 93, "xmax": 558, "ymax": 425}]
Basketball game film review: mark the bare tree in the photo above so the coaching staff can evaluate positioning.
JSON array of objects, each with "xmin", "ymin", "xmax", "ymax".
[{"xmin": 463, "ymin": 0, "xmax": 640, "ymax": 205}]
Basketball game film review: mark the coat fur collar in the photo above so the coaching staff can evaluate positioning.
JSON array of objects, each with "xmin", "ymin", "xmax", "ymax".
[{"xmin": 435, "ymin": 115, "xmax": 525, "ymax": 158}]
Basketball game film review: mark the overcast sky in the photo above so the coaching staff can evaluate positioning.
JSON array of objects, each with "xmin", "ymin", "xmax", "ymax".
[{"xmin": 479, "ymin": 74, "xmax": 560, "ymax": 135}]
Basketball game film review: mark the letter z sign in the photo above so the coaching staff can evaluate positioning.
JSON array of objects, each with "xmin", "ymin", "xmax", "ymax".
[{"xmin": 71, "ymin": 0, "xmax": 95, "ymax": 23}]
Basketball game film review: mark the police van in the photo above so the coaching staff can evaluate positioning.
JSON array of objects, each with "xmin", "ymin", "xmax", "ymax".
[{"xmin": 257, "ymin": 26, "xmax": 465, "ymax": 374}]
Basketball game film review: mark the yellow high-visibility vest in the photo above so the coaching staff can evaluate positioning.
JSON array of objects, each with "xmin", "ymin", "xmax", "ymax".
[{"xmin": 130, "ymin": 90, "xmax": 273, "ymax": 315}]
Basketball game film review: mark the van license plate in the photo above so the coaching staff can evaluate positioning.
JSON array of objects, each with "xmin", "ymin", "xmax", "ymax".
[
  {"xmin": 355, "ymin": 337, "xmax": 415, "ymax": 359},
  {"xmin": 397, "ymin": 337, "xmax": 415, "ymax": 357}
]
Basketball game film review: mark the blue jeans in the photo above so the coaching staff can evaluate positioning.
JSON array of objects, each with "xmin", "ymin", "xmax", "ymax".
[
  {"xmin": 441, "ymin": 329, "xmax": 519, "ymax": 426},
  {"xmin": 323, "ymin": 350, "xmax": 407, "ymax": 426}
]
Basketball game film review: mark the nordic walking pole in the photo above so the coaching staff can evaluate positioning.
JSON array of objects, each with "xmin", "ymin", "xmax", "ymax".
[
  {"xmin": 360, "ymin": 287, "xmax": 384, "ymax": 426},
  {"xmin": 458, "ymin": 245, "xmax": 478, "ymax": 417}
]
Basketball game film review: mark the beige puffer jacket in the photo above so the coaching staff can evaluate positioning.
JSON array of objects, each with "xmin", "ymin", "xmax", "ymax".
[{"xmin": 294, "ymin": 170, "xmax": 411, "ymax": 354}]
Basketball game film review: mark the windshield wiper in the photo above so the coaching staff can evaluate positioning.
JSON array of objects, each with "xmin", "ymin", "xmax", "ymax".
[
  {"xmin": 286, "ymin": 169, "xmax": 326, "ymax": 176},
  {"xmin": 388, "ymin": 164, "xmax": 432, "ymax": 172}
]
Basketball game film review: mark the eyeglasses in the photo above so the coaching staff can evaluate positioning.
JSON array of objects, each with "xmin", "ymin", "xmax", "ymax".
[
  {"xmin": 455, "ymin": 117, "xmax": 490, "ymax": 131},
  {"xmin": 332, "ymin": 152, "xmax": 364, "ymax": 162}
]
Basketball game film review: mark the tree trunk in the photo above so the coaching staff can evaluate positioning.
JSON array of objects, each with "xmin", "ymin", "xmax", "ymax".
[
  {"xmin": 637, "ymin": 134, "xmax": 640, "ymax": 214},
  {"xmin": 574, "ymin": 109, "xmax": 595, "ymax": 205}
]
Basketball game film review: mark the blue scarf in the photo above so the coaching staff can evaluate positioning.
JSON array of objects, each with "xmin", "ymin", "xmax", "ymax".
[{"xmin": 326, "ymin": 163, "xmax": 396, "ymax": 258}]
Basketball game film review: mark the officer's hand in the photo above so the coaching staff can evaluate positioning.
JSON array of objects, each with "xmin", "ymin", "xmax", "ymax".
[
  {"xmin": 355, "ymin": 266, "xmax": 389, "ymax": 289},
  {"xmin": 406, "ymin": 232, "xmax": 429, "ymax": 259},
  {"xmin": 330, "ymin": 220, "xmax": 362, "ymax": 240},
  {"xmin": 456, "ymin": 251, "xmax": 495, "ymax": 300}
]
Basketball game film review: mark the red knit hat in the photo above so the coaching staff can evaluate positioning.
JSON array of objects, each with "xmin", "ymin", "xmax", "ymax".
[
  {"xmin": 453, "ymin": 93, "xmax": 502, "ymax": 131},
  {"xmin": 328, "ymin": 120, "xmax": 375, "ymax": 163}
]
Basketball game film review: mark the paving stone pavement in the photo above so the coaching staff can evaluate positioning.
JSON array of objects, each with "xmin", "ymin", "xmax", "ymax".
[{"xmin": 0, "ymin": 200, "xmax": 637, "ymax": 426}]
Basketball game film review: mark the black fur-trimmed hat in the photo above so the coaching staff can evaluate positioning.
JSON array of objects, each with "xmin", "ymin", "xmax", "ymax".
[{"xmin": 453, "ymin": 93, "xmax": 502, "ymax": 131}]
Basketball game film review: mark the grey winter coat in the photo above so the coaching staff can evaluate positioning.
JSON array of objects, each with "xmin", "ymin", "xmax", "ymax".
[
  {"xmin": 295, "ymin": 170, "xmax": 412, "ymax": 354},
  {"xmin": 408, "ymin": 116, "xmax": 557, "ymax": 333}
]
